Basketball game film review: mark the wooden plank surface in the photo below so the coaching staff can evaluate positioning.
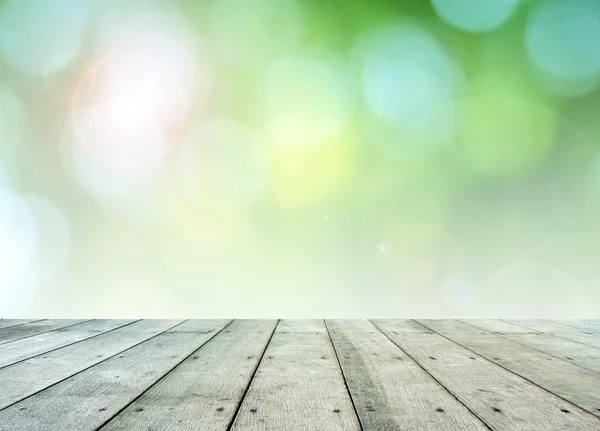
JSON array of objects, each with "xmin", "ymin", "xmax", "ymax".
[
  {"xmin": 0, "ymin": 320, "xmax": 42, "ymax": 330},
  {"xmin": 0, "ymin": 320, "xmax": 88, "ymax": 344},
  {"xmin": 1, "ymin": 319, "xmax": 599, "ymax": 430},
  {"xmin": 0, "ymin": 320, "xmax": 135, "ymax": 368},
  {"xmin": 373, "ymin": 320, "xmax": 600, "ymax": 430},
  {"xmin": 0, "ymin": 320, "xmax": 183, "ymax": 410},
  {"xmin": 462, "ymin": 320, "xmax": 600, "ymax": 374},
  {"xmin": 0, "ymin": 320, "xmax": 230, "ymax": 431},
  {"xmin": 506, "ymin": 320, "xmax": 600, "ymax": 349},
  {"xmin": 230, "ymin": 320, "xmax": 360, "ymax": 431},
  {"xmin": 99, "ymin": 319, "xmax": 278, "ymax": 431},
  {"xmin": 417, "ymin": 319, "xmax": 600, "ymax": 419},
  {"xmin": 553, "ymin": 320, "xmax": 600, "ymax": 332},
  {"xmin": 326, "ymin": 319, "xmax": 489, "ymax": 430}
]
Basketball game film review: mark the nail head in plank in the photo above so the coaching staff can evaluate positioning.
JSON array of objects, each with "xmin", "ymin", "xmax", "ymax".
[
  {"xmin": 0, "ymin": 320, "xmax": 134, "ymax": 368},
  {"xmin": 462, "ymin": 320, "xmax": 600, "ymax": 374},
  {"xmin": 0, "ymin": 320, "xmax": 183, "ymax": 410},
  {"xmin": 0, "ymin": 320, "xmax": 230, "ymax": 431},
  {"xmin": 100, "ymin": 319, "xmax": 277, "ymax": 431},
  {"xmin": 507, "ymin": 320, "xmax": 600, "ymax": 349},
  {"xmin": 374, "ymin": 320, "xmax": 600, "ymax": 430},
  {"xmin": 327, "ymin": 319, "xmax": 489, "ymax": 431},
  {"xmin": 231, "ymin": 320, "xmax": 360, "ymax": 430}
]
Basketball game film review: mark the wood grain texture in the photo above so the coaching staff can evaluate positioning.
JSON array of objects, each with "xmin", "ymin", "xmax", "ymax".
[
  {"xmin": 374, "ymin": 319, "xmax": 600, "ymax": 430},
  {"xmin": 326, "ymin": 319, "xmax": 489, "ymax": 431},
  {"xmin": 0, "ymin": 320, "xmax": 135, "ymax": 369},
  {"xmin": 231, "ymin": 319, "xmax": 360, "ymax": 431},
  {"xmin": 100, "ymin": 319, "xmax": 278, "ymax": 431},
  {"xmin": 0, "ymin": 320, "xmax": 183, "ymax": 410},
  {"xmin": 0, "ymin": 320, "xmax": 42, "ymax": 330},
  {"xmin": 417, "ymin": 320, "xmax": 600, "ymax": 419},
  {"xmin": 553, "ymin": 320, "xmax": 600, "ymax": 333},
  {"xmin": 0, "ymin": 320, "xmax": 230, "ymax": 431},
  {"xmin": 0, "ymin": 320, "xmax": 88, "ymax": 344},
  {"xmin": 506, "ymin": 320, "xmax": 600, "ymax": 349},
  {"xmin": 462, "ymin": 320, "xmax": 600, "ymax": 374}
]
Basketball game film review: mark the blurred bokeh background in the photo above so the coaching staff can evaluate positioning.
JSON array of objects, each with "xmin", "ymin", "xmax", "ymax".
[{"xmin": 1, "ymin": 0, "xmax": 600, "ymax": 318}]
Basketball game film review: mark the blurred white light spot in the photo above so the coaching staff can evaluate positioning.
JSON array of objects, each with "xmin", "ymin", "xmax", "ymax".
[
  {"xmin": 526, "ymin": 0, "xmax": 600, "ymax": 92},
  {"xmin": 174, "ymin": 121, "xmax": 269, "ymax": 214},
  {"xmin": 431, "ymin": 0, "xmax": 520, "ymax": 33},
  {"xmin": 324, "ymin": 215, "xmax": 330, "ymax": 221},
  {"xmin": 72, "ymin": 30, "xmax": 203, "ymax": 169},
  {"xmin": 209, "ymin": 0, "xmax": 303, "ymax": 68},
  {"xmin": 358, "ymin": 23, "xmax": 462, "ymax": 151},
  {"xmin": 0, "ymin": 0, "xmax": 86, "ymax": 75},
  {"xmin": 266, "ymin": 50, "xmax": 355, "ymax": 150},
  {"xmin": 0, "ymin": 189, "xmax": 37, "ymax": 314}
]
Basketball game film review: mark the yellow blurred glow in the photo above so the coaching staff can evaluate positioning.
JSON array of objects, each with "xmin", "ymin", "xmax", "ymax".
[
  {"xmin": 173, "ymin": 120, "xmax": 269, "ymax": 214},
  {"xmin": 270, "ymin": 131, "xmax": 357, "ymax": 208},
  {"xmin": 431, "ymin": 0, "xmax": 520, "ymax": 33},
  {"xmin": 357, "ymin": 22, "xmax": 462, "ymax": 152},
  {"xmin": 209, "ymin": 0, "xmax": 303, "ymax": 68},
  {"xmin": 265, "ymin": 50, "xmax": 355, "ymax": 150},
  {"xmin": 457, "ymin": 88, "xmax": 556, "ymax": 176},
  {"xmin": 0, "ymin": 0, "xmax": 86, "ymax": 75}
]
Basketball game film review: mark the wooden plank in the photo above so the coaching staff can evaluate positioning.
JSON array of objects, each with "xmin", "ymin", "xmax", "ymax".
[
  {"xmin": 462, "ymin": 320, "xmax": 600, "ymax": 374},
  {"xmin": 99, "ymin": 319, "xmax": 278, "ymax": 431},
  {"xmin": 0, "ymin": 320, "xmax": 42, "ymax": 330},
  {"xmin": 0, "ymin": 320, "xmax": 231, "ymax": 431},
  {"xmin": 552, "ymin": 320, "xmax": 600, "ymax": 333},
  {"xmin": 417, "ymin": 320, "xmax": 600, "ymax": 419},
  {"xmin": 230, "ymin": 320, "xmax": 360, "ymax": 430},
  {"xmin": 326, "ymin": 319, "xmax": 489, "ymax": 430},
  {"xmin": 0, "ymin": 320, "xmax": 135, "ymax": 368},
  {"xmin": 0, "ymin": 319, "xmax": 183, "ymax": 410},
  {"xmin": 373, "ymin": 319, "xmax": 600, "ymax": 430},
  {"xmin": 506, "ymin": 320, "xmax": 600, "ymax": 349},
  {"xmin": 0, "ymin": 320, "xmax": 88, "ymax": 344}
]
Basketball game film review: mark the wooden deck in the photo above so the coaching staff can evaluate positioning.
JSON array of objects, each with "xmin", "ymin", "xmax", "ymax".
[{"xmin": 0, "ymin": 320, "xmax": 599, "ymax": 430}]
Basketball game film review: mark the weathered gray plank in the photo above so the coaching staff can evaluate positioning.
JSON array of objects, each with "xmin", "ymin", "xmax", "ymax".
[
  {"xmin": 0, "ymin": 320, "xmax": 135, "ymax": 368},
  {"xmin": 231, "ymin": 320, "xmax": 360, "ymax": 430},
  {"xmin": 326, "ymin": 319, "xmax": 489, "ymax": 430},
  {"xmin": 462, "ymin": 320, "xmax": 600, "ymax": 374},
  {"xmin": 0, "ymin": 320, "xmax": 88, "ymax": 344},
  {"xmin": 99, "ymin": 319, "xmax": 277, "ymax": 431},
  {"xmin": 416, "ymin": 320, "xmax": 600, "ymax": 420},
  {"xmin": 552, "ymin": 320, "xmax": 600, "ymax": 333},
  {"xmin": 0, "ymin": 320, "xmax": 42, "ymax": 330},
  {"xmin": 0, "ymin": 320, "xmax": 231, "ymax": 431},
  {"xmin": 373, "ymin": 319, "xmax": 600, "ymax": 430},
  {"xmin": 0, "ymin": 319, "xmax": 183, "ymax": 410},
  {"xmin": 506, "ymin": 320, "xmax": 600, "ymax": 349}
]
